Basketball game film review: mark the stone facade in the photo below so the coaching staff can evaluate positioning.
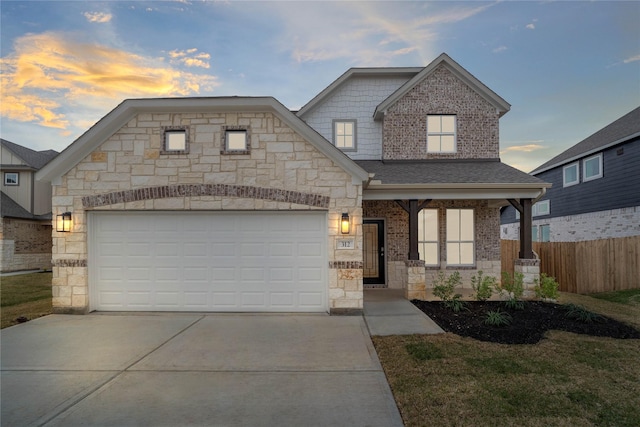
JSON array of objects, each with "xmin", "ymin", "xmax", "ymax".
[
  {"xmin": 51, "ymin": 111, "xmax": 363, "ymax": 313},
  {"xmin": 0, "ymin": 217, "xmax": 52, "ymax": 272},
  {"xmin": 382, "ymin": 65, "xmax": 500, "ymax": 160},
  {"xmin": 502, "ymin": 206, "xmax": 640, "ymax": 242}
]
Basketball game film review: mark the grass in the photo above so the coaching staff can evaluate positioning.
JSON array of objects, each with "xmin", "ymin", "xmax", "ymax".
[
  {"xmin": 373, "ymin": 290, "xmax": 640, "ymax": 427},
  {"xmin": 1, "ymin": 272, "xmax": 52, "ymax": 329},
  {"xmin": 588, "ymin": 288, "xmax": 640, "ymax": 306}
]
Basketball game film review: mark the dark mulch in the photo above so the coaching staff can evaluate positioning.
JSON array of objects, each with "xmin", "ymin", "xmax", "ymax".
[{"xmin": 412, "ymin": 300, "xmax": 640, "ymax": 344}]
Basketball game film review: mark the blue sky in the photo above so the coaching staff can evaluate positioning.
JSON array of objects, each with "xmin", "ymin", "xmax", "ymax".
[{"xmin": 1, "ymin": 0, "xmax": 638, "ymax": 172}]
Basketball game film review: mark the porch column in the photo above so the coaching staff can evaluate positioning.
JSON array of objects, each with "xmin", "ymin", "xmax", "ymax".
[
  {"xmin": 508, "ymin": 198, "xmax": 534, "ymax": 259},
  {"xmin": 395, "ymin": 199, "xmax": 431, "ymax": 260}
]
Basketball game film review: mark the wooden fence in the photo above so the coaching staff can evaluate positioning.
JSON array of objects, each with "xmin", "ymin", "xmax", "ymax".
[{"xmin": 501, "ymin": 236, "xmax": 640, "ymax": 294}]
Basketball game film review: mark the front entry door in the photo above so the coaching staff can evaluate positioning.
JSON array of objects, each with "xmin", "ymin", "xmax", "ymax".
[{"xmin": 363, "ymin": 220, "xmax": 385, "ymax": 285}]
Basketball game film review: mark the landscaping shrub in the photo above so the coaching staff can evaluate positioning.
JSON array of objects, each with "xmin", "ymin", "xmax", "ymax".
[
  {"xmin": 432, "ymin": 271, "xmax": 467, "ymax": 313},
  {"xmin": 563, "ymin": 304, "xmax": 605, "ymax": 323},
  {"xmin": 534, "ymin": 273, "xmax": 560, "ymax": 300},
  {"xmin": 500, "ymin": 271, "xmax": 525, "ymax": 310},
  {"xmin": 484, "ymin": 310, "xmax": 512, "ymax": 327},
  {"xmin": 471, "ymin": 271, "xmax": 496, "ymax": 302}
]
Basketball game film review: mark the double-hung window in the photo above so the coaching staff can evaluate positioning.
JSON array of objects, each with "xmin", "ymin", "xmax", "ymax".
[
  {"xmin": 446, "ymin": 208, "xmax": 474, "ymax": 265},
  {"xmin": 418, "ymin": 209, "xmax": 439, "ymax": 266},
  {"xmin": 427, "ymin": 115, "xmax": 456, "ymax": 153},
  {"xmin": 333, "ymin": 120, "xmax": 356, "ymax": 150}
]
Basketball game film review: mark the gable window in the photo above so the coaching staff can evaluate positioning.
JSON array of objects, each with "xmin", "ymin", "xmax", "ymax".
[
  {"xmin": 563, "ymin": 162, "xmax": 579, "ymax": 187},
  {"xmin": 583, "ymin": 153, "xmax": 602, "ymax": 182},
  {"xmin": 222, "ymin": 126, "xmax": 250, "ymax": 154},
  {"xmin": 427, "ymin": 115, "xmax": 456, "ymax": 153},
  {"xmin": 333, "ymin": 120, "xmax": 356, "ymax": 150},
  {"xmin": 446, "ymin": 208, "xmax": 474, "ymax": 266},
  {"xmin": 162, "ymin": 127, "xmax": 189, "ymax": 154},
  {"xmin": 4, "ymin": 172, "xmax": 18, "ymax": 186},
  {"xmin": 418, "ymin": 209, "xmax": 439, "ymax": 266}
]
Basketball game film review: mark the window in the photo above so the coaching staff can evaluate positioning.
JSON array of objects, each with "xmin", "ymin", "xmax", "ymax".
[
  {"xmin": 515, "ymin": 200, "xmax": 550, "ymax": 219},
  {"xmin": 563, "ymin": 162, "xmax": 579, "ymax": 187},
  {"xmin": 532, "ymin": 225, "xmax": 538, "ymax": 242},
  {"xmin": 162, "ymin": 127, "xmax": 189, "ymax": 154},
  {"xmin": 446, "ymin": 208, "xmax": 474, "ymax": 265},
  {"xmin": 222, "ymin": 126, "xmax": 250, "ymax": 154},
  {"xmin": 418, "ymin": 209, "xmax": 439, "ymax": 266},
  {"xmin": 333, "ymin": 120, "xmax": 356, "ymax": 150},
  {"xmin": 539, "ymin": 224, "xmax": 550, "ymax": 242},
  {"xmin": 427, "ymin": 115, "xmax": 456, "ymax": 153},
  {"xmin": 583, "ymin": 153, "xmax": 602, "ymax": 181},
  {"xmin": 4, "ymin": 172, "xmax": 18, "ymax": 186}
]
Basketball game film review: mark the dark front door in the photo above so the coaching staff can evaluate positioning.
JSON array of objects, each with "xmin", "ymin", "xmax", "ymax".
[{"xmin": 363, "ymin": 219, "xmax": 385, "ymax": 285}]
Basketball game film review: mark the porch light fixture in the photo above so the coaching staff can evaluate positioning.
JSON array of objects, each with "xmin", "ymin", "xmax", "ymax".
[
  {"xmin": 56, "ymin": 212, "xmax": 72, "ymax": 232},
  {"xmin": 340, "ymin": 212, "xmax": 350, "ymax": 234}
]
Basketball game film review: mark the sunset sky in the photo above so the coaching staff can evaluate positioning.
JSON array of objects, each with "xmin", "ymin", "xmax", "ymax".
[{"xmin": 1, "ymin": 0, "xmax": 638, "ymax": 172}]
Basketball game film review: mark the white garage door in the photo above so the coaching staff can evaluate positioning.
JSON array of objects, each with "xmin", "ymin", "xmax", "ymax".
[{"xmin": 89, "ymin": 212, "xmax": 327, "ymax": 312}]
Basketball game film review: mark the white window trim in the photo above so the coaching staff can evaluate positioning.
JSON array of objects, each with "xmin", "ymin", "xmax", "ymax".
[
  {"xmin": 427, "ymin": 115, "xmax": 457, "ymax": 153},
  {"xmin": 418, "ymin": 208, "xmax": 439, "ymax": 266},
  {"xmin": 515, "ymin": 200, "xmax": 550, "ymax": 219},
  {"xmin": 563, "ymin": 162, "xmax": 579, "ymax": 187},
  {"xmin": 4, "ymin": 172, "xmax": 19, "ymax": 186},
  {"xmin": 333, "ymin": 119, "xmax": 357, "ymax": 151},
  {"xmin": 446, "ymin": 208, "xmax": 475, "ymax": 266},
  {"xmin": 583, "ymin": 153, "xmax": 603, "ymax": 182}
]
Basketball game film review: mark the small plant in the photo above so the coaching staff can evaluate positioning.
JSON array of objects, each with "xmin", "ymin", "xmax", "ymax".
[
  {"xmin": 471, "ymin": 271, "xmax": 496, "ymax": 302},
  {"xmin": 500, "ymin": 271, "xmax": 525, "ymax": 310},
  {"xmin": 534, "ymin": 273, "xmax": 560, "ymax": 300},
  {"xmin": 432, "ymin": 271, "xmax": 467, "ymax": 312},
  {"xmin": 484, "ymin": 310, "xmax": 512, "ymax": 327},
  {"xmin": 563, "ymin": 304, "xmax": 605, "ymax": 323}
]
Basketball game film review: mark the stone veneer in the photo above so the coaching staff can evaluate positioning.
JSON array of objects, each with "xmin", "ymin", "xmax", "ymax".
[
  {"xmin": 383, "ymin": 64, "xmax": 500, "ymax": 160},
  {"xmin": 51, "ymin": 111, "xmax": 363, "ymax": 314},
  {"xmin": 0, "ymin": 217, "xmax": 52, "ymax": 272}
]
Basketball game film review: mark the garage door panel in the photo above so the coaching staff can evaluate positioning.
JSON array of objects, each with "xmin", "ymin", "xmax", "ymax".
[{"xmin": 90, "ymin": 212, "xmax": 327, "ymax": 312}]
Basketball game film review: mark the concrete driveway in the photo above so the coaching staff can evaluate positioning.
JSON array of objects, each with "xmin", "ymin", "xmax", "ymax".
[{"xmin": 1, "ymin": 313, "xmax": 403, "ymax": 427}]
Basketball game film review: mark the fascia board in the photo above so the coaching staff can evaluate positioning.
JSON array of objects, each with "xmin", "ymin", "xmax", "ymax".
[
  {"xmin": 362, "ymin": 183, "xmax": 548, "ymax": 200},
  {"xmin": 530, "ymin": 132, "xmax": 640, "ymax": 175},
  {"xmin": 36, "ymin": 97, "xmax": 370, "ymax": 183},
  {"xmin": 373, "ymin": 53, "xmax": 510, "ymax": 121}
]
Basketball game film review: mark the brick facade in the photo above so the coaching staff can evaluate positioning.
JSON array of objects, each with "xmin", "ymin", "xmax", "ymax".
[
  {"xmin": 382, "ymin": 65, "xmax": 500, "ymax": 160},
  {"xmin": 51, "ymin": 111, "xmax": 363, "ymax": 313},
  {"xmin": 0, "ymin": 217, "xmax": 52, "ymax": 272}
]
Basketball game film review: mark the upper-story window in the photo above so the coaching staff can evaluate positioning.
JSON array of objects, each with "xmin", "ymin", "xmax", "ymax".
[
  {"xmin": 583, "ymin": 153, "xmax": 602, "ymax": 182},
  {"xmin": 333, "ymin": 120, "xmax": 356, "ymax": 150},
  {"xmin": 427, "ymin": 115, "xmax": 456, "ymax": 153},
  {"xmin": 4, "ymin": 172, "xmax": 19, "ymax": 186},
  {"xmin": 162, "ymin": 127, "xmax": 189, "ymax": 154},
  {"xmin": 221, "ymin": 126, "xmax": 250, "ymax": 154},
  {"xmin": 563, "ymin": 162, "xmax": 579, "ymax": 187}
]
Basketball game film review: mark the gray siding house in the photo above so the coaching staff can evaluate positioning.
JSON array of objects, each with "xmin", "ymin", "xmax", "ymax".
[
  {"xmin": 38, "ymin": 53, "xmax": 549, "ymax": 315},
  {"xmin": 501, "ymin": 106, "xmax": 640, "ymax": 242}
]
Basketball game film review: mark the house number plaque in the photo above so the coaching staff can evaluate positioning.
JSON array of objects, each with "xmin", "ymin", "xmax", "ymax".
[{"xmin": 336, "ymin": 238, "xmax": 355, "ymax": 250}]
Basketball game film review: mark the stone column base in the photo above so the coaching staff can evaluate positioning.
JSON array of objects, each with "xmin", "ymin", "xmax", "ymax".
[
  {"xmin": 514, "ymin": 258, "xmax": 540, "ymax": 299},
  {"xmin": 404, "ymin": 260, "xmax": 426, "ymax": 300}
]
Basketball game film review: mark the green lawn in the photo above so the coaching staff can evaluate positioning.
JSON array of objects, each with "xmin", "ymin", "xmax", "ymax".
[
  {"xmin": 374, "ymin": 290, "xmax": 640, "ymax": 427},
  {"xmin": 1, "ymin": 272, "xmax": 52, "ymax": 329}
]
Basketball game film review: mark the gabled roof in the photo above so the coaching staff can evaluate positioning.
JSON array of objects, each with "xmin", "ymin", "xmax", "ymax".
[
  {"xmin": 373, "ymin": 53, "xmax": 510, "ymax": 121},
  {"xmin": 37, "ymin": 97, "xmax": 370, "ymax": 183},
  {"xmin": 296, "ymin": 67, "xmax": 422, "ymax": 117},
  {"xmin": 0, "ymin": 191, "xmax": 51, "ymax": 220},
  {"xmin": 1, "ymin": 139, "xmax": 58, "ymax": 170},
  {"xmin": 531, "ymin": 106, "xmax": 640, "ymax": 175}
]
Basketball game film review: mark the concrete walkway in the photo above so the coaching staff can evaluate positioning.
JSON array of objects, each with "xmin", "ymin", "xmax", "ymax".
[
  {"xmin": 364, "ymin": 288, "xmax": 445, "ymax": 336},
  {"xmin": 1, "ymin": 314, "xmax": 404, "ymax": 427}
]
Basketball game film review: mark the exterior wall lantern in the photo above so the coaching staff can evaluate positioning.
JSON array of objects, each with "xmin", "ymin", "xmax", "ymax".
[
  {"xmin": 340, "ymin": 212, "xmax": 350, "ymax": 234},
  {"xmin": 56, "ymin": 212, "xmax": 72, "ymax": 232}
]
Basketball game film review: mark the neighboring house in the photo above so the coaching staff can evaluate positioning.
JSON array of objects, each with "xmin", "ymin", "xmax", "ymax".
[
  {"xmin": 501, "ymin": 106, "xmax": 640, "ymax": 242},
  {"xmin": 1, "ymin": 139, "xmax": 58, "ymax": 272},
  {"xmin": 37, "ymin": 53, "xmax": 549, "ymax": 315}
]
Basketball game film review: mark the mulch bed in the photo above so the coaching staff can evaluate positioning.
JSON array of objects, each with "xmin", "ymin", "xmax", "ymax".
[{"xmin": 411, "ymin": 300, "xmax": 640, "ymax": 344}]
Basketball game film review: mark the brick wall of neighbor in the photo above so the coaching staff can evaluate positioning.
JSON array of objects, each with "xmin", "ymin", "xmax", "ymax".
[
  {"xmin": 383, "ymin": 64, "xmax": 500, "ymax": 160},
  {"xmin": 364, "ymin": 199, "xmax": 501, "ymax": 289},
  {"xmin": 501, "ymin": 206, "xmax": 640, "ymax": 242},
  {"xmin": 0, "ymin": 217, "xmax": 53, "ymax": 272},
  {"xmin": 51, "ymin": 112, "xmax": 363, "ymax": 313}
]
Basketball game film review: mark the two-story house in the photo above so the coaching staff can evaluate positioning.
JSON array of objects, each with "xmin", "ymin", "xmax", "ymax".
[
  {"xmin": 501, "ymin": 106, "xmax": 640, "ymax": 242},
  {"xmin": 37, "ymin": 53, "xmax": 549, "ymax": 315},
  {"xmin": 1, "ymin": 139, "xmax": 58, "ymax": 272}
]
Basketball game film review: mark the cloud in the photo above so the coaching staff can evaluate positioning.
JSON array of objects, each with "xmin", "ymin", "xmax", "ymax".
[
  {"xmin": 271, "ymin": 2, "xmax": 495, "ymax": 66},
  {"xmin": 623, "ymin": 54, "xmax": 640, "ymax": 64},
  {"xmin": 500, "ymin": 143, "xmax": 546, "ymax": 154},
  {"xmin": 83, "ymin": 12, "xmax": 113, "ymax": 23},
  {"xmin": 526, "ymin": 19, "xmax": 538, "ymax": 30},
  {"xmin": 0, "ymin": 32, "xmax": 219, "ymax": 131},
  {"xmin": 493, "ymin": 46, "xmax": 507, "ymax": 53},
  {"xmin": 167, "ymin": 48, "xmax": 211, "ymax": 68}
]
